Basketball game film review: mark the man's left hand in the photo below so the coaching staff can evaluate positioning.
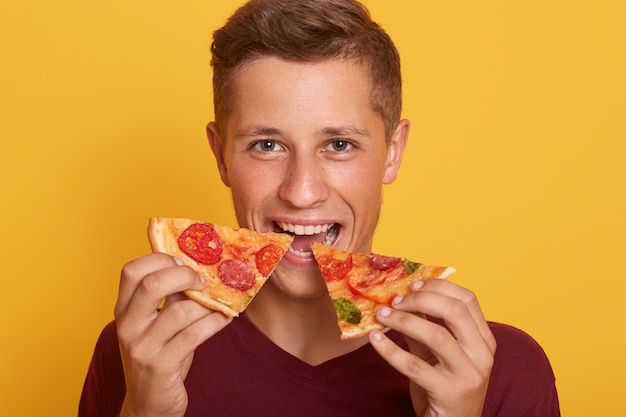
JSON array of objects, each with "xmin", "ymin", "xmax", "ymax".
[{"xmin": 369, "ymin": 279, "xmax": 496, "ymax": 417}]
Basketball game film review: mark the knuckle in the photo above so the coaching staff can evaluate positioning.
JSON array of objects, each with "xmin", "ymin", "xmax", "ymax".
[
  {"xmin": 120, "ymin": 253, "xmax": 174, "ymax": 284},
  {"xmin": 479, "ymin": 346, "xmax": 496, "ymax": 372},
  {"xmin": 161, "ymin": 300, "xmax": 191, "ymax": 324},
  {"xmin": 446, "ymin": 298, "xmax": 469, "ymax": 320},
  {"xmin": 465, "ymin": 368, "xmax": 488, "ymax": 393},
  {"xmin": 388, "ymin": 310, "xmax": 421, "ymax": 333},
  {"xmin": 406, "ymin": 356, "xmax": 428, "ymax": 376},
  {"xmin": 120, "ymin": 260, "xmax": 141, "ymax": 283},
  {"xmin": 176, "ymin": 323, "xmax": 205, "ymax": 347},
  {"xmin": 427, "ymin": 323, "xmax": 453, "ymax": 347},
  {"xmin": 114, "ymin": 316, "xmax": 135, "ymax": 343},
  {"xmin": 125, "ymin": 339, "xmax": 152, "ymax": 367},
  {"xmin": 462, "ymin": 289, "xmax": 480, "ymax": 309},
  {"xmin": 137, "ymin": 272, "xmax": 164, "ymax": 297},
  {"xmin": 113, "ymin": 303, "xmax": 124, "ymax": 320},
  {"xmin": 488, "ymin": 334, "xmax": 497, "ymax": 353}
]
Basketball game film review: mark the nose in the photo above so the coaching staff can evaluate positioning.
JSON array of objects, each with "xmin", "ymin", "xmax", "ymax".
[{"xmin": 278, "ymin": 152, "xmax": 330, "ymax": 208}]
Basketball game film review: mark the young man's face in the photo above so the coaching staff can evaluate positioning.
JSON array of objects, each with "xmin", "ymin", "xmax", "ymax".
[{"xmin": 208, "ymin": 57, "xmax": 408, "ymax": 299}]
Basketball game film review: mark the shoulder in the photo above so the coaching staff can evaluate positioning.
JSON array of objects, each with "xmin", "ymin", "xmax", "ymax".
[
  {"xmin": 489, "ymin": 322, "xmax": 552, "ymax": 366},
  {"xmin": 483, "ymin": 322, "xmax": 560, "ymax": 417},
  {"xmin": 79, "ymin": 321, "xmax": 125, "ymax": 417},
  {"xmin": 84, "ymin": 320, "xmax": 122, "ymax": 371},
  {"xmin": 95, "ymin": 320, "xmax": 120, "ymax": 352},
  {"xmin": 488, "ymin": 322, "xmax": 556, "ymax": 383}
]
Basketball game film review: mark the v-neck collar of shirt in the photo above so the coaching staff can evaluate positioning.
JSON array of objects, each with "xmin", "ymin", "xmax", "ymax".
[{"xmin": 232, "ymin": 312, "xmax": 394, "ymax": 382}]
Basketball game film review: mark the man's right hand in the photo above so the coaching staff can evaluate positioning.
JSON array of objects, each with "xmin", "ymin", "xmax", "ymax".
[{"xmin": 114, "ymin": 253, "xmax": 232, "ymax": 417}]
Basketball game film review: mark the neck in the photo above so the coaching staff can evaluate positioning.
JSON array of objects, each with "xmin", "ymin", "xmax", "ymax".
[{"xmin": 245, "ymin": 283, "xmax": 369, "ymax": 365}]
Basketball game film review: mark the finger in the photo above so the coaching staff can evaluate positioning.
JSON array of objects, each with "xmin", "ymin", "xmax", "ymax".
[
  {"xmin": 116, "ymin": 253, "xmax": 181, "ymax": 317},
  {"xmin": 125, "ymin": 264, "xmax": 205, "ymax": 319},
  {"xmin": 160, "ymin": 309, "xmax": 232, "ymax": 365},
  {"xmin": 369, "ymin": 328, "xmax": 445, "ymax": 392},
  {"xmin": 116, "ymin": 263, "xmax": 205, "ymax": 340},
  {"xmin": 145, "ymin": 298, "xmax": 217, "ymax": 351},
  {"xmin": 419, "ymin": 280, "xmax": 494, "ymax": 351},
  {"xmin": 375, "ymin": 306, "xmax": 471, "ymax": 372},
  {"xmin": 397, "ymin": 280, "xmax": 496, "ymax": 354},
  {"xmin": 129, "ymin": 299, "xmax": 231, "ymax": 372}
]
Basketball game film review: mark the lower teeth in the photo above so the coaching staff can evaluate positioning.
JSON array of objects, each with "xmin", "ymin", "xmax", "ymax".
[
  {"xmin": 323, "ymin": 225, "xmax": 338, "ymax": 245},
  {"xmin": 289, "ymin": 247, "xmax": 311, "ymax": 257}
]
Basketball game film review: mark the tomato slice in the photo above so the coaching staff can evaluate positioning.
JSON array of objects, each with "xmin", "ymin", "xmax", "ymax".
[
  {"xmin": 348, "ymin": 261, "xmax": 409, "ymax": 304},
  {"xmin": 256, "ymin": 244, "xmax": 285, "ymax": 277},
  {"xmin": 348, "ymin": 280, "xmax": 396, "ymax": 304},
  {"xmin": 316, "ymin": 253, "xmax": 353, "ymax": 282},
  {"xmin": 177, "ymin": 223, "xmax": 223, "ymax": 265}
]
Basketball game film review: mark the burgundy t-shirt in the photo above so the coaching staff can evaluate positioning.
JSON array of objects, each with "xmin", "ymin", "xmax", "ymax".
[{"xmin": 79, "ymin": 314, "xmax": 560, "ymax": 416}]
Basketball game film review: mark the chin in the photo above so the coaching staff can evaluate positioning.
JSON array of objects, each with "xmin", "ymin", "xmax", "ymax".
[{"xmin": 266, "ymin": 265, "xmax": 329, "ymax": 300}]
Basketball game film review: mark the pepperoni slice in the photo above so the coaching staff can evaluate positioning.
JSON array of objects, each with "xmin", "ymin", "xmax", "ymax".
[
  {"xmin": 218, "ymin": 259, "xmax": 256, "ymax": 291},
  {"xmin": 177, "ymin": 223, "xmax": 223, "ymax": 265},
  {"xmin": 256, "ymin": 244, "xmax": 285, "ymax": 277},
  {"xmin": 316, "ymin": 253, "xmax": 353, "ymax": 282},
  {"xmin": 369, "ymin": 253, "xmax": 402, "ymax": 271}
]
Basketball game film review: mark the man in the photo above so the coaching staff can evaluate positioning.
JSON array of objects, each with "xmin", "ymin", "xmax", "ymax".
[{"xmin": 80, "ymin": 1, "xmax": 560, "ymax": 416}]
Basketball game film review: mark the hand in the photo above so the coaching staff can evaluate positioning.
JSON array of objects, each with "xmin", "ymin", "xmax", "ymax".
[
  {"xmin": 369, "ymin": 279, "xmax": 496, "ymax": 417},
  {"xmin": 114, "ymin": 253, "xmax": 232, "ymax": 417}
]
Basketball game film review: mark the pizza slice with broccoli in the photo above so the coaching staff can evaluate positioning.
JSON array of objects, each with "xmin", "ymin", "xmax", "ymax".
[{"xmin": 311, "ymin": 242, "xmax": 455, "ymax": 339}]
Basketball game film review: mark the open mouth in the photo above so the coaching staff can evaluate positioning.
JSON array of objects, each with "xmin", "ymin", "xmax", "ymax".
[{"xmin": 274, "ymin": 221, "xmax": 339, "ymax": 257}]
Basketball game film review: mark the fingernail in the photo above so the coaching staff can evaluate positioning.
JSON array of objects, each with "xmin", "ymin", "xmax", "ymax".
[
  {"xmin": 199, "ymin": 275, "xmax": 206, "ymax": 285},
  {"xmin": 173, "ymin": 257, "xmax": 184, "ymax": 266},
  {"xmin": 371, "ymin": 330, "xmax": 384, "ymax": 342},
  {"xmin": 411, "ymin": 280, "xmax": 424, "ymax": 291},
  {"xmin": 392, "ymin": 295, "xmax": 404, "ymax": 305},
  {"xmin": 378, "ymin": 306, "xmax": 392, "ymax": 317}
]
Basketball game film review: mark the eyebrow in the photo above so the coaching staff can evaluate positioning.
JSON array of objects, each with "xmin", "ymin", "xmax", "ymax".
[
  {"xmin": 317, "ymin": 125, "xmax": 370, "ymax": 138},
  {"xmin": 235, "ymin": 125, "xmax": 371, "ymax": 139},
  {"xmin": 235, "ymin": 126, "xmax": 282, "ymax": 138}
]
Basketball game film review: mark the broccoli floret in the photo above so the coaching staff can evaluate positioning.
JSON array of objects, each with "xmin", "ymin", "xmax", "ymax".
[
  {"xmin": 333, "ymin": 297, "xmax": 362, "ymax": 324},
  {"xmin": 403, "ymin": 259, "xmax": 422, "ymax": 275}
]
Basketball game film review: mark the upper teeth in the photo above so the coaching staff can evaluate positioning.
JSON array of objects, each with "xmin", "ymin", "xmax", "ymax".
[{"xmin": 277, "ymin": 222, "xmax": 334, "ymax": 236}]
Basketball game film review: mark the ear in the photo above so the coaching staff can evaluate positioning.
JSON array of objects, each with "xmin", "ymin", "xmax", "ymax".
[
  {"xmin": 206, "ymin": 122, "xmax": 231, "ymax": 187},
  {"xmin": 382, "ymin": 119, "xmax": 410, "ymax": 184}
]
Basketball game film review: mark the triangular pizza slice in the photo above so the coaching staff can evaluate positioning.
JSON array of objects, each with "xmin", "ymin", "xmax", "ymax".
[
  {"xmin": 148, "ymin": 217, "xmax": 293, "ymax": 317},
  {"xmin": 311, "ymin": 242, "xmax": 455, "ymax": 339}
]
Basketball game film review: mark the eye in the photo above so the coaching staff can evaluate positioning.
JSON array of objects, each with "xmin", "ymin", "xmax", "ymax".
[
  {"xmin": 253, "ymin": 139, "xmax": 281, "ymax": 152},
  {"xmin": 326, "ymin": 140, "xmax": 353, "ymax": 152}
]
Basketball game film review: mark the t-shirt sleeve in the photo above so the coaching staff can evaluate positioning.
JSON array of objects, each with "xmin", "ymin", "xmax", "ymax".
[
  {"xmin": 482, "ymin": 322, "xmax": 561, "ymax": 417},
  {"xmin": 520, "ymin": 387, "xmax": 561, "ymax": 417},
  {"xmin": 78, "ymin": 321, "xmax": 126, "ymax": 417}
]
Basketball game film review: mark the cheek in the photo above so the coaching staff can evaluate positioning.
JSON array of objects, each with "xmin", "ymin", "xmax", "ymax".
[
  {"xmin": 228, "ymin": 161, "xmax": 280, "ymax": 209},
  {"xmin": 331, "ymin": 161, "xmax": 385, "ymax": 206}
]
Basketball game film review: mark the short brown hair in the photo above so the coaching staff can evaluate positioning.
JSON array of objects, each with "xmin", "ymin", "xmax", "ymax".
[{"xmin": 211, "ymin": 0, "xmax": 402, "ymax": 140}]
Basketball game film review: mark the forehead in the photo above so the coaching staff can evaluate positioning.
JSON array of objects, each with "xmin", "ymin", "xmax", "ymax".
[{"xmin": 225, "ymin": 57, "xmax": 382, "ymax": 136}]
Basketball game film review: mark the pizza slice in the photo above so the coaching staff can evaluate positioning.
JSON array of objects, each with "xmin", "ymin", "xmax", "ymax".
[
  {"xmin": 148, "ymin": 217, "xmax": 293, "ymax": 317},
  {"xmin": 311, "ymin": 242, "xmax": 455, "ymax": 339}
]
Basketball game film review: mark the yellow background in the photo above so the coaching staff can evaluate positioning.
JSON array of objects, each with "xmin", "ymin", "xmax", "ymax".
[{"xmin": 1, "ymin": 0, "xmax": 624, "ymax": 415}]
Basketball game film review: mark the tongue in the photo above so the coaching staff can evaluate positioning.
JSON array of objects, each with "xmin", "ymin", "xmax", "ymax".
[{"xmin": 290, "ymin": 233, "xmax": 326, "ymax": 252}]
